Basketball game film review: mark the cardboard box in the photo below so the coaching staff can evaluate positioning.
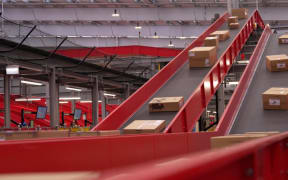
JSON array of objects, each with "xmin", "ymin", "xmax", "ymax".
[
  {"xmin": 245, "ymin": 131, "xmax": 279, "ymax": 136},
  {"xmin": 70, "ymin": 131, "xmax": 99, "ymax": 137},
  {"xmin": 266, "ymin": 54, "xmax": 288, "ymax": 72},
  {"xmin": 36, "ymin": 130, "xmax": 69, "ymax": 139},
  {"xmin": 232, "ymin": 8, "xmax": 248, "ymax": 19},
  {"xmin": 210, "ymin": 30, "xmax": 230, "ymax": 41},
  {"xmin": 278, "ymin": 34, "xmax": 288, "ymax": 44},
  {"xmin": 229, "ymin": 22, "xmax": 240, "ymax": 29},
  {"xmin": 262, "ymin": 87, "xmax": 288, "ymax": 110},
  {"xmin": 228, "ymin": 16, "xmax": 238, "ymax": 24},
  {"xmin": 123, "ymin": 120, "xmax": 166, "ymax": 134},
  {"xmin": 97, "ymin": 130, "xmax": 120, "ymax": 136},
  {"xmin": 189, "ymin": 46, "xmax": 217, "ymax": 68},
  {"xmin": 149, "ymin": 96, "xmax": 184, "ymax": 112},
  {"xmin": 204, "ymin": 36, "xmax": 219, "ymax": 49},
  {"xmin": 4, "ymin": 131, "xmax": 37, "ymax": 140},
  {"xmin": 211, "ymin": 134, "xmax": 267, "ymax": 149}
]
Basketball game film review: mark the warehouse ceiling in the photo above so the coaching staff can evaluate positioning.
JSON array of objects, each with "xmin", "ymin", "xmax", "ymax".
[{"xmin": 2, "ymin": 0, "xmax": 288, "ymax": 8}]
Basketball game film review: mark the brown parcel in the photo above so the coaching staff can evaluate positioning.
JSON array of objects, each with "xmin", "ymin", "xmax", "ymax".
[
  {"xmin": 189, "ymin": 46, "xmax": 217, "ymax": 68},
  {"xmin": 204, "ymin": 36, "xmax": 219, "ymax": 49},
  {"xmin": 3, "ymin": 131, "xmax": 37, "ymax": 140},
  {"xmin": 262, "ymin": 87, "xmax": 288, "ymax": 110},
  {"xmin": 210, "ymin": 30, "xmax": 230, "ymax": 41},
  {"xmin": 227, "ymin": 16, "xmax": 238, "ymax": 24},
  {"xmin": 211, "ymin": 134, "xmax": 268, "ymax": 149},
  {"xmin": 231, "ymin": 8, "xmax": 248, "ymax": 19},
  {"xmin": 36, "ymin": 130, "xmax": 69, "ymax": 138},
  {"xmin": 70, "ymin": 130, "xmax": 120, "ymax": 137},
  {"xmin": 229, "ymin": 22, "xmax": 240, "ymax": 29},
  {"xmin": 149, "ymin": 96, "xmax": 184, "ymax": 112},
  {"xmin": 278, "ymin": 34, "xmax": 288, "ymax": 44},
  {"xmin": 123, "ymin": 120, "xmax": 166, "ymax": 134},
  {"xmin": 266, "ymin": 54, "xmax": 288, "ymax": 72}
]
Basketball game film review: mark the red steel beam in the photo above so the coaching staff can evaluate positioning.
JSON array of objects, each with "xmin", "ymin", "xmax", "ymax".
[
  {"xmin": 92, "ymin": 12, "xmax": 229, "ymax": 131},
  {"xmin": 164, "ymin": 10, "xmax": 265, "ymax": 133}
]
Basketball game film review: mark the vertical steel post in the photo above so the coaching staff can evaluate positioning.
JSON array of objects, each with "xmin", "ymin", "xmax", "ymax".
[
  {"xmin": 125, "ymin": 83, "xmax": 130, "ymax": 99},
  {"xmin": 4, "ymin": 75, "xmax": 10, "ymax": 128},
  {"xmin": 92, "ymin": 77, "xmax": 99, "ymax": 126},
  {"xmin": 101, "ymin": 91, "xmax": 106, "ymax": 119},
  {"xmin": 49, "ymin": 67, "xmax": 59, "ymax": 127}
]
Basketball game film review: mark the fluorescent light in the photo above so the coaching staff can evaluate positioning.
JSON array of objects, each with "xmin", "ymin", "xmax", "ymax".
[
  {"xmin": 21, "ymin": 80, "xmax": 43, "ymax": 86},
  {"xmin": 59, "ymin": 101, "xmax": 69, "ymax": 104},
  {"xmin": 135, "ymin": 23, "xmax": 142, "ymax": 30},
  {"xmin": 237, "ymin": 60, "xmax": 249, "ymax": 64},
  {"xmin": 80, "ymin": 100, "xmax": 102, "ymax": 103},
  {"xmin": 228, "ymin": 82, "xmax": 239, "ymax": 85},
  {"xmin": 179, "ymin": 36, "xmax": 187, "ymax": 40},
  {"xmin": 213, "ymin": 111, "xmax": 217, "ymax": 114},
  {"xmin": 59, "ymin": 97, "xmax": 81, "ymax": 100},
  {"xmin": 6, "ymin": 65, "xmax": 19, "ymax": 75},
  {"xmin": 15, "ymin": 98, "xmax": 41, "ymax": 102},
  {"xmin": 112, "ymin": 9, "xmax": 120, "ymax": 17},
  {"xmin": 65, "ymin": 87, "xmax": 82, "ymax": 92},
  {"xmin": 207, "ymin": 110, "xmax": 211, "ymax": 113},
  {"xmin": 104, "ymin": 93, "xmax": 116, "ymax": 97}
]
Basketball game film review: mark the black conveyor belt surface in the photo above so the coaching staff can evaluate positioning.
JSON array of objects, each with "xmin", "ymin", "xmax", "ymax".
[
  {"xmin": 231, "ymin": 34, "xmax": 288, "ymax": 133},
  {"xmin": 121, "ymin": 15, "xmax": 251, "ymax": 130}
]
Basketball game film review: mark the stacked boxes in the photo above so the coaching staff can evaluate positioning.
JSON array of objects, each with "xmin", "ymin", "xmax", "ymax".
[
  {"xmin": 189, "ymin": 46, "xmax": 217, "ymax": 68},
  {"xmin": 204, "ymin": 36, "xmax": 219, "ymax": 49},
  {"xmin": 210, "ymin": 30, "xmax": 230, "ymax": 41},
  {"xmin": 262, "ymin": 87, "xmax": 288, "ymax": 110},
  {"xmin": 227, "ymin": 16, "xmax": 240, "ymax": 29},
  {"xmin": 266, "ymin": 54, "xmax": 288, "ymax": 72},
  {"xmin": 278, "ymin": 34, "xmax": 288, "ymax": 44},
  {"xmin": 231, "ymin": 8, "xmax": 248, "ymax": 19},
  {"xmin": 123, "ymin": 120, "xmax": 166, "ymax": 134},
  {"xmin": 211, "ymin": 132, "xmax": 278, "ymax": 149},
  {"xmin": 149, "ymin": 96, "xmax": 184, "ymax": 112}
]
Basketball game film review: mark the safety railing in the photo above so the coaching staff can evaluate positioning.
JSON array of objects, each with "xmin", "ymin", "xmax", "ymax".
[
  {"xmin": 100, "ymin": 132, "xmax": 288, "ymax": 180},
  {"xmin": 217, "ymin": 25, "xmax": 272, "ymax": 135},
  {"xmin": 92, "ymin": 12, "xmax": 229, "ymax": 131},
  {"xmin": 164, "ymin": 10, "xmax": 265, "ymax": 133}
]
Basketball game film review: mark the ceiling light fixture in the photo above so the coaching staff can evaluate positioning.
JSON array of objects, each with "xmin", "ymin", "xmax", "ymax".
[
  {"xmin": 15, "ymin": 98, "xmax": 41, "ymax": 102},
  {"xmin": 228, "ymin": 82, "xmax": 239, "ymax": 85},
  {"xmin": 135, "ymin": 23, "xmax": 142, "ymax": 30},
  {"xmin": 112, "ymin": 9, "xmax": 120, "ymax": 17},
  {"xmin": 21, "ymin": 80, "xmax": 43, "ymax": 86},
  {"xmin": 65, "ymin": 87, "xmax": 82, "ymax": 92},
  {"xmin": 153, "ymin": 32, "xmax": 159, "ymax": 39},
  {"xmin": 59, "ymin": 101, "xmax": 69, "ymax": 104},
  {"xmin": 59, "ymin": 97, "xmax": 81, "ymax": 100},
  {"xmin": 6, "ymin": 65, "xmax": 19, "ymax": 75},
  {"xmin": 168, "ymin": 40, "xmax": 174, "ymax": 47},
  {"xmin": 104, "ymin": 93, "xmax": 116, "ymax": 97},
  {"xmin": 80, "ymin": 100, "xmax": 102, "ymax": 103},
  {"xmin": 179, "ymin": 36, "xmax": 187, "ymax": 40}
]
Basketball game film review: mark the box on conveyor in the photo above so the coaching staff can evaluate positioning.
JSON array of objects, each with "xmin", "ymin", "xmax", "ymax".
[
  {"xmin": 227, "ymin": 16, "xmax": 238, "ymax": 24},
  {"xmin": 211, "ymin": 134, "xmax": 268, "ymax": 149},
  {"xmin": 266, "ymin": 54, "xmax": 288, "ymax": 72},
  {"xmin": 245, "ymin": 131, "xmax": 279, "ymax": 136},
  {"xmin": 231, "ymin": 8, "xmax": 248, "ymax": 19},
  {"xmin": 70, "ymin": 130, "xmax": 120, "ymax": 137},
  {"xmin": 123, "ymin": 120, "xmax": 166, "ymax": 134},
  {"xmin": 229, "ymin": 22, "xmax": 240, "ymax": 29},
  {"xmin": 204, "ymin": 36, "xmax": 219, "ymax": 49},
  {"xmin": 262, "ymin": 87, "xmax": 288, "ymax": 110},
  {"xmin": 149, "ymin": 96, "xmax": 184, "ymax": 112},
  {"xmin": 36, "ymin": 130, "xmax": 69, "ymax": 138},
  {"xmin": 278, "ymin": 34, "xmax": 288, "ymax": 44},
  {"xmin": 210, "ymin": 30, "xmax": 230, "ymax": 41},
  {"xmin": 189, "ymin": 46, "xmax": 217, "ymax": 68},
  {"xmin": 3, "ymin": 131, "xmax": 37, "ymax": 140}
]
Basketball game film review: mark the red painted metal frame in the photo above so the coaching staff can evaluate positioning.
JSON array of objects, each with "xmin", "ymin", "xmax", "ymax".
[
  {"xmin": 97, "ymin": 132, "xmax": 288, "ymax": 180},
  {"xmin": 164, "ymin": 10, "xmax": 265, "ymax": 133},
  {"xmin": 56, "ymin": 45, "xmax": 182, "ymax": 58},
  {"xmin": 92, "ymin": 12, "xmax": 229, "ymax": 131},
  {"xmin": 0, "ymin": 132, "xmax": 215, "ymax": 174},
  {"xmin": 217, "ymin": 25, "xmax": 272, "ymax": 135}
]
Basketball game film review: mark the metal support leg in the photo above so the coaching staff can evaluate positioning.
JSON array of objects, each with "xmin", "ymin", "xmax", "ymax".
[
  {"xmin": 49, "ymin": 68, "xmax": 59, "ymax": 127},
  {"xmin": 92, "ymin": 77, "xmax": 99, "ymax": 126},
  {"xmin": 125, "ymin": 83, "xmax": 130, "ymax": 99},
  {"xmin": 100, "ymin": 91, "xmax": 106, "ymax": 119},
  {"xmin": 216, "ymin": 84, "xmax": 225, "ymax": 120},
  {"xmin": 4, "ymin": 75, "xmax": 10, "ymax": 128}
]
